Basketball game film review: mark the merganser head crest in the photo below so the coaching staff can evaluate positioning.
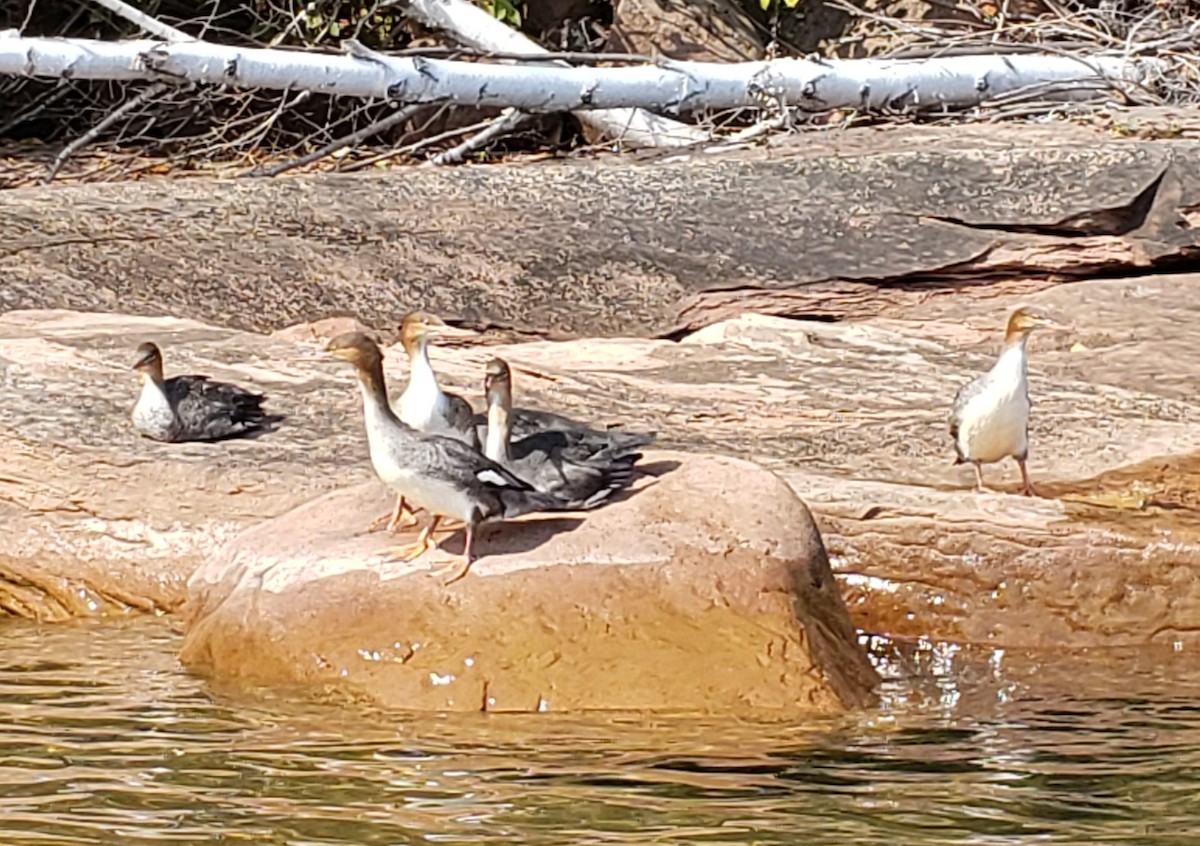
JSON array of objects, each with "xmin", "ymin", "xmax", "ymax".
[
  {"xmin": 132, "ymin": 342, "xmax": 162, "ymax": 372},
  {"xmin": 326, "ymin": 331, "xmax": 383, "ymax": 370},
  {"xmin": 483, "ymin": 357, "xmax": 511, "ymax": 396},
  {"xmin": 1005, "ymin": 307, "xmax": 1056, "ymax": 341},
  {"xmin": 399, "ymin": 311, "xmax": 475, "ymax": 354}
]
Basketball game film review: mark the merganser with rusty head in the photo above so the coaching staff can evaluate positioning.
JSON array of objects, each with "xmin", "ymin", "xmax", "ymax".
[
  {"xmin": 130, "ymin": 342, "xmax": 278, "ymax": 442},
  {"xmin": 483, "ymin": 357, "xmax": 651, "ymax": 508},
  {"xmin": 397, "ymin": 311, "xmax": 479, "ymax": 445},
  {"xmin": 949, "ymin": 307, "xmax": 1060, "ymax": 495},
  {"xmin": 471, "ymin": 369, "xmax": 656, "ymax": 459},
  {"xmin": 326, "ymin": 331, "xmax": 565, "ymax": 584},
  {"xmin": 379, "ymin": 311, "xmax": 480, "ymax": 533}
]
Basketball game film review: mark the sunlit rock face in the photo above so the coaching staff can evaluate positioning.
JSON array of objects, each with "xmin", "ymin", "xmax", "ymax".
[
  {"xmin": 6, "ymin": 267, "xmax": 1200, "ymax": 651},
  {"xmin": 180, "ymin": 452, "xmax": 880, "ymax": 714}
]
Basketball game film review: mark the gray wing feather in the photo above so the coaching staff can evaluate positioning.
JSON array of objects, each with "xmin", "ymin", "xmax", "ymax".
[
  {"xmin": 166, "ymin": 375, "xmax": 275, "ymax": 442},
  {"xmin": 443, "ymin": 390, "xmax": 481, "ymax": 449},
  {"xmin": 948, "ymin": 371, "xmax": 993, "ymax": 462},
  {"xmin": 501, "ymin": 429, "xmax": 650, "ymax": 509},
  {"xmin": 474, "ymin": 406, "xmax": 655, "ymax": 456},
  {"xmin": 408, "ymin": 435, "xmax": 530, "ymax": 491},
  {"xmin": 401, "ymin": 432, "xmax": 564, "ymax": 521}
]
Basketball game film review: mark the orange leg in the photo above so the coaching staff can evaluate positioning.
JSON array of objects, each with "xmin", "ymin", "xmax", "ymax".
[
  {"xmin": 384, "ymin": 515, "xmax": 443, "ymax": 562},
  {"xmin": 440, "ymin": 521, "xmax": 478, "ymax": 586},
  {"xmin": 369, "ymin": 495, "xmax": 417, "ymax": 533}
]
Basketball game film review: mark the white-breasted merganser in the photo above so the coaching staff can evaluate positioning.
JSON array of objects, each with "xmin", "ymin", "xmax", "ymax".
[
  {"xmin": 130, "ymin": 342, "xmax": 278, "ymax": 443},
  {"xmin": 396, "ymin": 311, "xmax": 479, "ymax": 446},
  {"xmin": 471, "ymin": 369, "xmax": 655, "ymax": 457},
  {"xmin": 382, "ymin": 311, "xmax": 480, "ymax": 534},
  {"xmin": 483, "ymin": 357, "xmax": 651, "ymax": 508},
  {"xmin": 949, "ymin": 307, "xmax": 1060, "ymax": 495},
  {"xmin": 326, "ymin": 332, "xmax": 564, "ymax": 584}
]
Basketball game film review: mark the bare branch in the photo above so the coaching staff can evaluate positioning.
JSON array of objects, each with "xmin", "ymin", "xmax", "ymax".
[
  {"xmin": 44, "ymin": 81, "xmax": 169, "ymax": 183},
  {"xmin": 425, "ymin": 107, "xmax": 529, "ymax": 166},
  {"xmin": 247, "ymin": 102, "xmax": 426, "ymax": 177},
  {"xmin": 0, "ymin": 37, "xmax": 1162, "ymax": 113},
  {"xmin": 339, "ymin": 108, "xmax": 489, "ymax": 172},
  {"xmin": 19, "ymin": 0, "xmax": 37, "ymax": 34},
  {"xmin": 401, "ymin": 0, "xmax": 705, "ymax": 147},
  {"xmin": 87, "ymin": 0, "xmax": 193, "ymax": 42}
]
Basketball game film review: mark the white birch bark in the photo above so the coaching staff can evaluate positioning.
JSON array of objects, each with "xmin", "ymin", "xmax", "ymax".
[
  {"xmin": 0, "ymin": 33, "xmax": 1160, "ymax": 118},
  {"xmin": 402, "ymin": 0, "xmax": 704, "ymax": 148}
]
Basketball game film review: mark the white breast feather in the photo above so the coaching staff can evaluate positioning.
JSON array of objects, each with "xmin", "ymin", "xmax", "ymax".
[
  {"xmin": 956, "ymin": 347, "xmax": 1030, "ymax": 464},
  {"xmin": 398, "ymin": 364, "xmax": 448, "ymax": 434},
  {"xmin": 132, "ymin": 381, "xmax": 176, "ymax": 439}
]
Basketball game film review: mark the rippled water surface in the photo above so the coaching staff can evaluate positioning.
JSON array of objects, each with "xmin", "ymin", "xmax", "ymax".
[{"xmin": 2, "ymin": 617, "xmax": 1200, "ymax": 845}]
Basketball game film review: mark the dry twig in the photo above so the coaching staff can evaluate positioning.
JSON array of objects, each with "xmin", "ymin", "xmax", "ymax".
[
  {"xmin": 44, "ymin": 82, "xmax": 170, "ymax": 183},
  {"xmin": 88, "ymin": 0, "xmax": 192, "ymax": 42},
  {"xmin": 246, "ymin": 102, "xmax": 427, "ymax": 177},
  {"xmin": 425, "ymin": 107, "xmax": 529, "ymax": 166}
]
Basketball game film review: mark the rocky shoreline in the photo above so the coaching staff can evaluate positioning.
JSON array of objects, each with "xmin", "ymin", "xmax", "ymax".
[
  {"xmin": 3, "ymin": 263, "xmax": 1200, "ymax": 711},
  {"xmin": 3, "ymin": 124, "xmax": 1200, "ymax": 711}
]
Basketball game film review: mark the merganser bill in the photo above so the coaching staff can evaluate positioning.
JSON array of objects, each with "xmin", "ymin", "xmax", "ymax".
[
  {"xmin": 483, "ymin": 357, "xmax": 652, "ymax": 508},
  {"xmin": 326, "ymin": 332, "xmax": 564, "ymax": 584},
  {"xmin": 130, "ymin": 342, "xmax": 277, "ymax": 442},
  {"xmin": 949, "ymin": 307, "xmax": 1059, "ymax": 495}
]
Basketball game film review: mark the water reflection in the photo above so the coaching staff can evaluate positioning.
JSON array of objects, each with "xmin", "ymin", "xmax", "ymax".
[{"xmin": 1, "ymin": 617, "xmax": 1199, "ymax": 845}]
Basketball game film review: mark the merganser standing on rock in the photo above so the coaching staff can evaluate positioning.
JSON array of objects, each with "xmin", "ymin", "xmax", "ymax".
[
  {"xmin": 483, "ymin": 357, "xmax": 652, "ymax": 508},
  {"xmin": 130, "ymin": 342, "xmax": 277, "ymax": 443},
  {"xmin": 396, "ymin": 311, "xmax": 479, "ymax": 446},
  {"xmin": 949, "ymin": 307, "xmax": 1059, "ymax": 496},
  {"xmin": 326, "ymin": 331, "xmax": 565, "ymax": 585},
  {"xmin": 378, "ymin": 311, "xmax": 479, "ymax": 533}
]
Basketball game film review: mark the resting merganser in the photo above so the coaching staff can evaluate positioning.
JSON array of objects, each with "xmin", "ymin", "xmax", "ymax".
[
  {"xmin": 130, "ymin": 342, "xmax": 277, "ymax": 442},
  {"xmin": 483, "ymin": 357, "xmax": 651, "ymax": 507},
  {"xmin": 471, "ymin": 371, "xmax": 655, "ymax": 458},
  {"xmin": 949, "ymin": 307, "xmax": 1060, "ymax": 495},
  {"xmin": 327, "ymin": 332, "xmax": 563, "ymax": 584}
]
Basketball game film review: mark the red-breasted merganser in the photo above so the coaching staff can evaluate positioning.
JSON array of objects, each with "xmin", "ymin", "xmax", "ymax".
[
  {"xmin": 130, "ymin": 342, "xmax": 278, "ymax": 442},
  {"xmin": 483, "ymin": 357, "xmax": 651, "ymax": 507},
  {"xmin": 397, "ymin": 311, "xmax": 479, "ymax": 445},
  {"xmin": 950, "ymin": 307, "xmax": 1060, "ymax": 495},
  {"xmin": 379, "ymin": 311, "xmax": 480, "ymax": 534},
  {"xmin": 326, "ymin": 332, "xmax": 564, "ymax": 584}
]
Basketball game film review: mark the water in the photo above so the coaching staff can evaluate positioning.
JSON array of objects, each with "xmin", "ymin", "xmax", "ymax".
[{"xmin": 2, "ymin": 617, "xmax": 1199, "ymax": 845}]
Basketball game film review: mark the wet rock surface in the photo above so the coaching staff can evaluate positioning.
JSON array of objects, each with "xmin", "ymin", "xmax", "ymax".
[{"xmin": 180, "ymin": 454, "xmax": 879, "ymax": 714}]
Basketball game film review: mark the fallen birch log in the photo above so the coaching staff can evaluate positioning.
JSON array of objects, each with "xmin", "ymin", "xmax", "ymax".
[
  {"xmin": 0, "ymin": 33, "xmax": 1160, "ymax": 116},
  {"xmin": 402, "ymin": 0, "xmax": 703, "ymax": 148}
]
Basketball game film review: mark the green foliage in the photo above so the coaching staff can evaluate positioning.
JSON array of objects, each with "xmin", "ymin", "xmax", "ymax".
[
  {"xmin": 296, "ymin": 2, "xmax": 400, "ymax": 47},
  {"xmin": 479, "ymin": 0, "xmax": 524, "ymax": 27}
]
